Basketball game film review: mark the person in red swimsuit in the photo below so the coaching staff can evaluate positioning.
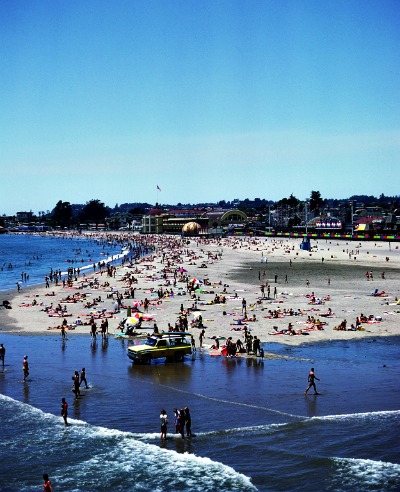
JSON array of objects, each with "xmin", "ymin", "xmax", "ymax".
[{"xmin": 43, "ymin": 473, "xmax": 53, "ymax": 491}]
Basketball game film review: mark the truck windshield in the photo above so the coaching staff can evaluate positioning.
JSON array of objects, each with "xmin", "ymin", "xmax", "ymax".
[{"xmin": 143, "ymin": 338, "xmax": 157, "ymax": 347}]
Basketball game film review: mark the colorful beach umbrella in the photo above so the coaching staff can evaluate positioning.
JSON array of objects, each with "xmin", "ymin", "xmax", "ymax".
[{"xmin": 189, "ymin": 278, "xmax": 202, "ymax": 285}]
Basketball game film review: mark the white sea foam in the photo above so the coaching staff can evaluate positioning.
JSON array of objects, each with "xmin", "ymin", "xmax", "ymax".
[
  {"xmin": 55, "ymin": 427, "xmax": 258, "ymax": 491},
  {"xmin": 312, "ymin": 409, "xmax": 400, "ymax": 422},
  {"xmin": 331, "ymin": 456, "xmax": 400, "ymax": 490},
  {"xmin": 129, "ymin": 421, "xmax": 291, "ymax": 441},
  {"xmin": 60, "ymin": 248, "xmax": 129, "ymax": 276}
]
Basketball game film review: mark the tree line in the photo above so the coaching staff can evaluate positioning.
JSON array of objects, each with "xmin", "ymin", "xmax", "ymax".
[{"xmin": 25, "ymin": 192, "xmax": 400, "ymax": 229}]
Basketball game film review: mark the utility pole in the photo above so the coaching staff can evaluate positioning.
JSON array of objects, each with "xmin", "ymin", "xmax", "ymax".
[
  {"xmin": 268, "ymin": 205, "xmax": 271, "ymax": 231},
  {"xmin": 305, "ymin": 202, "xmax": 308, "ymax": 236},
  {"xmin": 350, "ymin": 201, "xmax": 354, "ymax": 237}
]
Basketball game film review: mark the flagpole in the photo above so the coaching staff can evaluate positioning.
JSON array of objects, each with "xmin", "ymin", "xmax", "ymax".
[{"xmin": 156, "ymin": 185, "xmax": 161, "ymax": 206}]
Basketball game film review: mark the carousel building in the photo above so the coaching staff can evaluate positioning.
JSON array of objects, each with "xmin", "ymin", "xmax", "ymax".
[{"xmin": 141, "ymin": 208, "xmax": 248, "ymax": 235}]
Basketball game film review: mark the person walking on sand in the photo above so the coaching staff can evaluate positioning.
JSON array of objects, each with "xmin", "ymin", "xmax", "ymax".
[
  {"xmin": 304, "ymin": 367, "xmax": 320, "ymax": 395},
  {"xmin": 242, "ymin": 298, "xmax": 247, "ymax": 315},
  {"xmin": 61, "ymin": 321, "xmax": 67, "ymax": 340},
  {"xmin": 199, "ymin": 329, "xmax": 205, "ymax": 349},
  {"xmin": 22, "ymin": 355, "xmax": 29, "ymax": 381},
  {"xmin": 160, "ymin": 409, "xmax": 167, "ymax": 440},
  {"xmin": 61, "ymin": 398, "xmax": 69, "ymax": 426},
  {"xmin": 191, "ymin": 334, "xmax": 196, "ymax": 352}
]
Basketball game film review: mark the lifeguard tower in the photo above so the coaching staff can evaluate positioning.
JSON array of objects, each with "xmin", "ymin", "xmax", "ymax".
[{"xmin": 300, "ymin": 237, "xmax": 312, "ymax": 251}]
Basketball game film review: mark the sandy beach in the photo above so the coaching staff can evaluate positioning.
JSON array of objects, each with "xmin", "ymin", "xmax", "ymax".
[{"xmin": 1, "ymin": 234, "xmax": 399, "ymax": 351}]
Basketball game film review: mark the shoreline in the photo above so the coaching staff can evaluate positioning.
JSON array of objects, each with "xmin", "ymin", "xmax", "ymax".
[{"xmin": 1, "ymin": 235, "xmax": 399, "ymax": 348}]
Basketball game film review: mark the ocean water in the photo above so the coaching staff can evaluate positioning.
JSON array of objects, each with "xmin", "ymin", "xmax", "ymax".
[
  {"xmin": 0, "ymin": 333, "xmax": 399, "ymax": 492},
  {"xmin": 0, "ymin": 235, "xmax": 400, "ymax": 491},
  {"xmin": 0, "ymin": 233, "xmax": 132, "ymax": 293}
]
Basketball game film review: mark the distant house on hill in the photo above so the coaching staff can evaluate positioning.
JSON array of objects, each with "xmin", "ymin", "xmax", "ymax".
[
  {"xmin": 354, "ymin": 216, "xmax": 384, "ymax": 233},
  {"xmin": 16, "ymin": 211, "xmax": 35, "ymax": 222}
]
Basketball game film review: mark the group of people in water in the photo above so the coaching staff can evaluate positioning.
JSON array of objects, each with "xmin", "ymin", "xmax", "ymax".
[
  {"xmin": 160, "ymin": 406, "xmax": 192, "ymax": 440},
  {"xmin": 58, "ymin": 369, "xmax": 89, "ymax": 432}
]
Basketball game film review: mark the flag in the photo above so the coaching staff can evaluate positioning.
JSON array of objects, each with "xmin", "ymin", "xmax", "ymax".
[{"xmin": 157, "ymin": 185, "xmax": 161, "ymax": 191}]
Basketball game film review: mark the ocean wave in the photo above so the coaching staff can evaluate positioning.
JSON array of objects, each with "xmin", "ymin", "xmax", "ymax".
[
  {"xmin": 311, "ymin": 409, "xmax": 400, "ymax": 422},
  {"xmin": 129, "ymin": 421, "xmax": 291, "ymax": 441},
  {"xmin": 0, "ymin": 394, "xmax": 257, "ymax": 492}
]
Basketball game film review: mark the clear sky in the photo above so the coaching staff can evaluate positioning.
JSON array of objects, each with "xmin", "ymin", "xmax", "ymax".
[{"xmin": 1, "ymin": 0, "xmax": 399, "ymax": 215}]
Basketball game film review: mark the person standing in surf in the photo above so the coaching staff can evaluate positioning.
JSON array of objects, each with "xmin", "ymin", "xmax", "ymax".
[
  {"xmin": 0, "ymin": 343, "xmax": 5, "ymax": 368},
  {"xmin": 304, "ymin": 367, "xmax": 320, "ymax": 395},
  {"xmin": 177, "ymin": 409, "xmax": 185, "ymax": 438},
  {"xmin": 42, "ymin": 473, "xmax": 53, "ymax": 492},
  {"xmin": 61, "ymin": 398, "xmax": 69, "ymax": 426},
  {"xmin": 184, "ymin": 406, "xmax": 192, "ymax": 437},
  {"xmin": 22, "ymin": 355, "xmax": 29, "ymax": 381},
  {"xmin": 80, "ymin": 367, "xmax": 89, "ymax": 389},
  {"xmin": 72, "ymin": 371, "xmax": 80, "ymax": 399},
  {"xmin": 160, "ymin": 409, "xmax": 168, "ymax": 440}
]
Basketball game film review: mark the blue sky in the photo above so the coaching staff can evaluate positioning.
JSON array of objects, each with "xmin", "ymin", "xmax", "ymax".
[{"xmin": 1, "ymin": 0, "xmax": 399, "ymax": 215}]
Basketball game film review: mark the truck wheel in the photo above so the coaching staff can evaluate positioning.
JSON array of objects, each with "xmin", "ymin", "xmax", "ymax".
[
  {"xmin": 174, "ymin": 351, "xmax": 184, "ymax": 362},
  {"xmin": 142, "ymin": 354, "xmax": 151, "ymax": 364}
]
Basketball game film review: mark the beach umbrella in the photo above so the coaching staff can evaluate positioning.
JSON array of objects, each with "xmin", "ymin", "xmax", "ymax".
[
  {"xmin": 189, "ymin": 278, "xmax": 202, "ymax": 285},
  {"xmin": 132, "ymin": 300, "xmax": 141, "ymax": 308},
  {"xmin": 125, "ymin": 312, "xmax": 145, "ymax": 326}
]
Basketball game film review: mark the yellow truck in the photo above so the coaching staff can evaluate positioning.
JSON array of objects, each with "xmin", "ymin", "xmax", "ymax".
[{"xmin": 127, "ymin": 333, "xmax": 192, "ymax": 364}]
